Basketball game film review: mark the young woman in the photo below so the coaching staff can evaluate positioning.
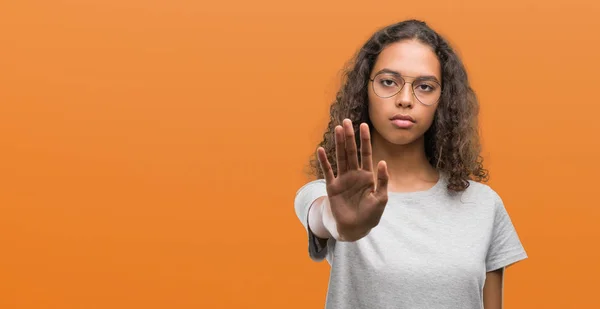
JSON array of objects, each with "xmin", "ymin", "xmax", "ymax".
[{"xmin": 294, "ymin": 20, "xmax": 528, "ymax": 309}]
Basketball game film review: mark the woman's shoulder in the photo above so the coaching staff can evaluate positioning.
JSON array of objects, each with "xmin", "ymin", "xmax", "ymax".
[
  {"xmin": 456, "ymin": 178, "xmax": 503, "ymax": 207},
  {"xmin": 464, "ymin": 179, "xmax": 498, "ymax": 195},
  {"xmin": 294, "ymin": 178, "xmax": 327, "ymax": 198}
]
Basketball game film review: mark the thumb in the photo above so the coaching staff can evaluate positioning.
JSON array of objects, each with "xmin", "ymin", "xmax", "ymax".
[{"xmin": 374, "ymin": 160, "xmax": 389, "ymax": 202}]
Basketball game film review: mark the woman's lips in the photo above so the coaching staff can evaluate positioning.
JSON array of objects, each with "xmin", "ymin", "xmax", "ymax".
[
  {"xmin": 391, "ymin": 119, "xmax": 415, "ymax": 128},
  {"xmin": 390, "ymin": 114, "xmax": 415, "ymax": 128}
]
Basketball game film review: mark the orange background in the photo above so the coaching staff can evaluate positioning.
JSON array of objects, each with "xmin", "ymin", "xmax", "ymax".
[{"xmin": 1, "ymin": 0, "xmax": 599, "ymax": 308}]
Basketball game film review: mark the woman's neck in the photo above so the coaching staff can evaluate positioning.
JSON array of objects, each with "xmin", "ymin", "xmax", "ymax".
[{"xmin": 370, "ymin": 131, "xmax": 439, "ymax": 192}]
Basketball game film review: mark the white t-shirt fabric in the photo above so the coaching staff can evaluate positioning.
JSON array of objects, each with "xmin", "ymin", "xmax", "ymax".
[{"xmin": 294, "ymin": 173, "xmax": 528, "ymax": 309}]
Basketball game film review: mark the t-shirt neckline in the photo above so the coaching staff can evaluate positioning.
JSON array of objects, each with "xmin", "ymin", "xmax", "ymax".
[{"xmin": 386, "ymin": 171, "xmax": 446, "ymax": 199}]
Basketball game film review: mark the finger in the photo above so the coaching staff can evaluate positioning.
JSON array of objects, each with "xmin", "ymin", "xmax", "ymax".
[
  {"xmin": 317, "ymin": 147, "xmax": 335, "ymax": 184},
  {"xmin": 374, "ymin": 160, "xmax": 389, "ymax": 203},
  {"xmin": 359, "ymin": 123, "xmax": 373, "ymax": 172},
  {"xmin": 334, "ymin": 125, "xmax": 347, "ymax": 175},
  {"xmin": 343, "ymin": 119, "xmax": 359, "ymax": 170}
]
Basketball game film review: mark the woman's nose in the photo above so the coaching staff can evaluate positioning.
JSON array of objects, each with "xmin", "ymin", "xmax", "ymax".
[{"xmin": 395, "ymin": 84, "xmax": 413, "ymax": 108}]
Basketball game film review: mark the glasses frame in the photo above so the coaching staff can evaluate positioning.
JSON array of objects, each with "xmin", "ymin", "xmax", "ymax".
[{"xmin": 368, "ymin": 72, "xmax": 443, "ymax": 106}]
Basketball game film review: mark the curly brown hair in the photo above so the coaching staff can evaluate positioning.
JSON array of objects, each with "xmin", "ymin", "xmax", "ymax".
[{"xmin": 307, "ymin": 19, "xmax": 489, "ymax": 192}]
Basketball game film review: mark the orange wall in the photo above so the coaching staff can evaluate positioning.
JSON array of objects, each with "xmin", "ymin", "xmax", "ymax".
[{"xmin": 1, "ymin": 0, "xmax": 599, "ymax": 308}]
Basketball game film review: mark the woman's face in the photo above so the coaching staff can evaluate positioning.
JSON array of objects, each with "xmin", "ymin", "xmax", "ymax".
[{"xmin": 367, "ymin": 39, "xmax": 442, "ymax": 146}]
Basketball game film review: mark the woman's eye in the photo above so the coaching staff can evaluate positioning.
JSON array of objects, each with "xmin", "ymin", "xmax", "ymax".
[
  {"xmin": 416, "ymin": 83, "xmax": 434, "ymax": 91},
  {"xmin": 381, "ymin": 79, "xmax": 396, "ymax": 87}
]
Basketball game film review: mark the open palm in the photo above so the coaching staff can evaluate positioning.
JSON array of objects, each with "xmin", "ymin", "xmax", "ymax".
[{"xmin": 317, "ymin": 119, "xmax": 389, "ymax": 241}]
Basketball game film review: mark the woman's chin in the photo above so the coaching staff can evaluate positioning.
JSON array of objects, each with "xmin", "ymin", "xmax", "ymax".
[
  {"xmin": 382, "ymin": 134, "xmax": 419, "ymax": 146},
  {"xmin": 371, "ymin": 127, "xmax": 423, "ymax": 147}
]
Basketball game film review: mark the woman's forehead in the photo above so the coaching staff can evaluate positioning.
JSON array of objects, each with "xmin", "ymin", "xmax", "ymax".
[{"xmin": 373, "ymin": 40, "xmax": 441, "ymax": 79}]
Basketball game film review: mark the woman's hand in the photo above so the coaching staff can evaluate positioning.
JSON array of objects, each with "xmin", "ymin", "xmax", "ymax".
[{"xmin": 317, "ymin": 119, "xmax": 389, "ymax": 242}]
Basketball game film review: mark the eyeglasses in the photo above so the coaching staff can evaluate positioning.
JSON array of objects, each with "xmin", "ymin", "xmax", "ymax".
[{"xmin": 368, "ymin": 72, "xmax": 442, "ymax": 106}]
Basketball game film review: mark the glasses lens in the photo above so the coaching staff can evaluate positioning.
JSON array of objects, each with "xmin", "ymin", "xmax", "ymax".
[
  {"xmin": 372, "ymin": 73, "xmax": 442, "ymax": 105},
  {"xmin": 373, "ymin": 73, "xmax": 403, "ymax": 98},
  {"xmin": 413, "ymin": 79, "xmax": 442, "ymax": 106}
]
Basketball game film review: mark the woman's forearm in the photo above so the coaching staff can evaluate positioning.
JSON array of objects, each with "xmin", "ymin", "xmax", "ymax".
[{"xmin": 307, "ymin": 196, "xmax": 333, "ymax": 239}]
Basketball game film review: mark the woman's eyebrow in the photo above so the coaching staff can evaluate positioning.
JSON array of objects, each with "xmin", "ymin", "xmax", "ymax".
[
  {"xmin": 374, "ymin": 68, "xmax": 402, "ymax": 76},
  {"xmin": 374, "ymin": 68, "xmax": 440, "ymax": 82}
]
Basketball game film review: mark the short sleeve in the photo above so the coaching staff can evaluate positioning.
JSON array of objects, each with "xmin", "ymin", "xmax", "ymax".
[
  {"xmin": 485, "ymin": 190, "xmax": 528, "ymax": 272},
  {"xmin": 294, "ymin": 179, "xmax": 333, "ymax": 262}
]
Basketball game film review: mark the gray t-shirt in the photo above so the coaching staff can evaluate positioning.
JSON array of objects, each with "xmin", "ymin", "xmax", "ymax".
[{"xmin": 294, "ymin": 173, "xmax": 528, "ymax": 309}]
